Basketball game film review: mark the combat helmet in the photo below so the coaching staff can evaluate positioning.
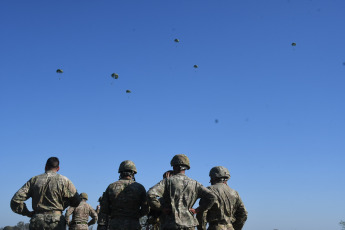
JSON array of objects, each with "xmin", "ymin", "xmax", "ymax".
[
  {"xmin": 209, "ymin": 166, "xmax": 230, "ymax": 179},
  {"xmin": 80, "ymin": 193, "xmax": 88, "ymax": 200},
  {"xmin": 118, "ymin": 160, "xmax": 137, "ymax": 174},
  {"xmin": 170, "ymin": 154, "xmax": 190, "ymax": 170}
]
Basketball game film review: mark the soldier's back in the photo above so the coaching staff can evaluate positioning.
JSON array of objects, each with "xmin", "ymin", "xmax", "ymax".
[
  {"xmin": 207, "ymin": 184, "xmax": 247, "ymax": 230},
  {"xmin": 151, "ymin": 173, "xmax": 213, "ymax": 229},
  {"xmin": 103, "ymin": 179, "xmax": 148, "ymax": 230},
  {"xmin": 106, "ymin": 179, "xmax": 146, "ymax": 218}
]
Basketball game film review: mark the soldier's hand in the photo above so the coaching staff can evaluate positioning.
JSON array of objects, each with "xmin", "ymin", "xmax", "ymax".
[{"xmin": 189, "ymin": 208, "xmax": 200, "ymax": 214}]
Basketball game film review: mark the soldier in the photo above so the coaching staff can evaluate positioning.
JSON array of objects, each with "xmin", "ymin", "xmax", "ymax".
[
  {"xmin": 145, "ymin": 170, "xmax": 174, "ymax": 230},
  {"xmin": 10, "ymin": 157, "xmax": 80, "ymax": 230},
  {"xmin": 96, "ymin": 194, "xmax": 109, "ymax": 230},
  {"xmin": 196, "ymin": 166, "xmax": 247, "ymax": 230},
  {"xmin": 100, "ymin": 160, "xmax": 149, "ymax": 230},
  {"xmin": 65, "ymin": 193, "xmax": 98, "ymax": 229},
  {"xmin": 147, "ymin": 154, "xmax": 216, "ymax": 230}
]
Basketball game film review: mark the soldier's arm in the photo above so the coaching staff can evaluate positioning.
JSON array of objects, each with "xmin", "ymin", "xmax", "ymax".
[
  {"xmin": 88, "ymin": 204, "xmax": 98, "ymax": 226},
  {"xmin": 232, "ymin": 192, "xmax": 248, "ymax": 230},
  {"xmin": 10, "ymin": 178, "xmax": 34, "ymax": 217},
  {"xmin": 65, "ymin": 207, "xmax": 74, "ymax": 225},
  {"xmin": 63, "ymin": 179, "xmax": 80, "ymax": 208},
  {"xmin": 196, "ymin": 209, "xmax": 208, "ymax": 230},
  {"xmin": 147, "ymin": 179, "xmax": 165, "ymax": 210},
  {"xmin": 139, "ymin": 185, "xmax": 150, "ymax": 217},
  {"xmin": 100, "ymin": 186, "xmax": 111, "ymax": 216},
  {"xmin": 196, "ymin": 184, "xmax": 216, "ymax": 213}
]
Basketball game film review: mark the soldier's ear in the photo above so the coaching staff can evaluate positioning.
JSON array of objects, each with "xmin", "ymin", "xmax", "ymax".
[{"xmin": 56, "ymin": 166, "xmax": 60, "ymax": 172}]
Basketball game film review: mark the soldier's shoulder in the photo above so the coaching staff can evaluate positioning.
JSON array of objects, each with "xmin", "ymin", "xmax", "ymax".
[
  {"xmin": 56, "ymin": 173, "xmax": 71, "ymax": 181},
  {"xmin": 29, "ymin": 173, "xmax": 48, "ymax": 183},
  {"xmin": 85, "ymin": 202, "xmax": 94, "ymax": 209},
  {"xmin": 107, "ymin": 180, "xmax": 125, "ymax": 189},
  {"xmin": 132, "ymin": 181, "xmax": 146, "ymax": 190},
  {"xmin": 227, "ymin": 186, "xmax": 240, "ymax": 197}
]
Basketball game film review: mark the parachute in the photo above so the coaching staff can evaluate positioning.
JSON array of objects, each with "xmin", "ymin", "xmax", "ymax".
[
  {"xmin": 126, "ymin": 90, "xmax": 131, "ymax": 93},
  {"xmin": 193, "ymin": 65, "xmax": 198, "ymax": 68},
  {"xmin": 56, "ymin": 69, "xmax": 63, "ymax": 73},
  {"xmin": 111, "ymin": 73, "xmax": 119, "ymax": 79},
  {"xmin": 291, "ymin": 42, "xmax": 296, "ymax": 46},
  {"xmin": 174, "ymin": 38, "xmax": 179, "ymax": 43}
]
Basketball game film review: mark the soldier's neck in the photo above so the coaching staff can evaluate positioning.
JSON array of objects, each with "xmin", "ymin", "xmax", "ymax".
[
  {"xmin": 120, "ymin": 176, "xmax": 133, "ymax": 180},
  {"xmin": 173, "ymin": 170, "xmax": 185, "ymax": 174}
]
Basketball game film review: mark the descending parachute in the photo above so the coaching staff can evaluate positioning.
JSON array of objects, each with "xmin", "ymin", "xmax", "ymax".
[
  {"xmin": 111, "ymin": 73, "xmax": 119, "ymax": 79},
  {"xmin": 126, "ymin": 90, "xmax": 131, "ymax": 93},
  {"xmin": 193, "ymin": 65, "xmax": 198, "ymax": 68},
  {"xmin": 174, "ymin": 38, "xmax": 180, "ymax": 43},
  {"xmin": 291, "ymin": 42, "xmax": 296, "ymax": 46},
  {"xmin": 56, "ymin": 69, "xmax": 63, "ymax": 73}
]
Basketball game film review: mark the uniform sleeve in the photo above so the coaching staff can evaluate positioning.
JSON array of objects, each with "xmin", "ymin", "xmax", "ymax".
[
  {"xmin": 10, "ymin": 179, "xmax": 33, "ymax": 217},
  {"xmin": 88, "ymin": 204, "xmax": 98, "ymax": 226},
  {"xmin": 65, "ymin": 207, "xmax": 75, "ymax": 225},
  {"xmin": 100, "ymin": 186, "xmax": 111, "ymax": 216},
  {"xmin": 63, "ymin": 179, "xmax": 80, "ymax": 208},
  {"xmin": 196, "ymin": 209, "xmax": 208, "ymax": 230},
  {"xmin": 197, "ymin": 184, "xmax": 216, "ymax": 212},
  {"xmin": 232, "ymin": 192, "xmax": 248, "ymax": 230},
  {"xmin": 147, "ymin": 179, "xmax": 166, "ymax": 210},
  {"xmin": 139, "ymin": 185, "xmax": 150, "ymax": 217}
]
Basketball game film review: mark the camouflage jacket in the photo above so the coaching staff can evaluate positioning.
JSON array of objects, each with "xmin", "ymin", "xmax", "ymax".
[
  {"xmin": 65, "ymin": 200, "xmax": 98, "ymax": 225},
  {"xmin": 100, "ymin": 178, "xmax": 149, "ymax": 219},
  {"xmin": 147, "ymin": 173, "xmax": 216, "ymax": 229},
  {"xmin": 196, "ymin": 183, "xmax": 247, "ymax": 230},
  {"xmin": 11, "ymin": 170, "xmax": 80, "ymax": 216}
]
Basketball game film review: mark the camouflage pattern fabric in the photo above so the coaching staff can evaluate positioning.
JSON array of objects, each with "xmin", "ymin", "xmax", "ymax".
[
  {"xmin": 147, "ymin": 173, "xmax": 216, "ymax": 229},
  {"xmin": 196, "ymin": 183, "xmax": 247, "ymax": 230},
  {"xmin": 11, "ymin": 170, "xmax": 80, "ymax": 229},
  {"xmin": 11, "ymin": 170, "xmax": 80, "ymax": 215},
  {"xmin": 96, "ymin": 197, "xmax": 109, "ymax": 230},
  {"xmin": 65, "ymin": 200, "xmax": 98, "ymax": 230},
  {"xmin": 97, "ymin": 225, "xmax": 108, "ymax": 230},
  {"xmin": 207, "ymin": 223, "xmax": 234, "ymax": 230},
  {"xmin": 97, "ymin": 210, "xmax": 109, "ymax": 230},
  {"xmin": 29, "ymin": 213, "xmax": 66, "ymax": 230},
  {"xmin": 100, "ymin": 178, "xmax": 149, "ymax": 230}
]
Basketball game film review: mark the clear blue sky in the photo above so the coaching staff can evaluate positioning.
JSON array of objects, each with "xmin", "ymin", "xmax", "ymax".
[{"xmin": 1, "ymin": 0, "xmax": 345, "ymax": 229}]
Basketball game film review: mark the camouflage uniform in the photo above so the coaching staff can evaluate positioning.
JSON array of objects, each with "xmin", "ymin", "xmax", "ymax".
[
  {"xmin": 145, "ymin": 171, "xmax": 174, "ymax": 230},
  {"xmin": 147, "ymin": 155, "xmax": 216, "ymax": 230},
  {"xmin": 100, "ymin": 160, "xmax": 149, "ymax": 230},
  {"xmin": 97, "ymin": 212, "xmax": 109, "ymax": 230},
  {"xmin": 11, "ymin": 170, "xmax": 80, "ymax": 230},
  {"xmin": 196, "ymin": 167, "xmax": 247, "ymax": 230},
  {"xmin": 97, "ymin": 195, "xmax": 109, "ymax": 230},
  {"xmin": 65, "ymin": 194, "xmax": 98, "ymax": 230}
]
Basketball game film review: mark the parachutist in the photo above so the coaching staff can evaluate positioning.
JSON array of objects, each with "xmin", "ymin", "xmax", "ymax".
[{"xmin": 111, "ymin": 73, "xmax": 119, "ymax": 79}]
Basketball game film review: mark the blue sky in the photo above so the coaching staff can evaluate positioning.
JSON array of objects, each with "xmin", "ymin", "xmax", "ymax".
[{"xmin": 1, "ymin": 0, "xmax": 345, "ymax": 229}]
